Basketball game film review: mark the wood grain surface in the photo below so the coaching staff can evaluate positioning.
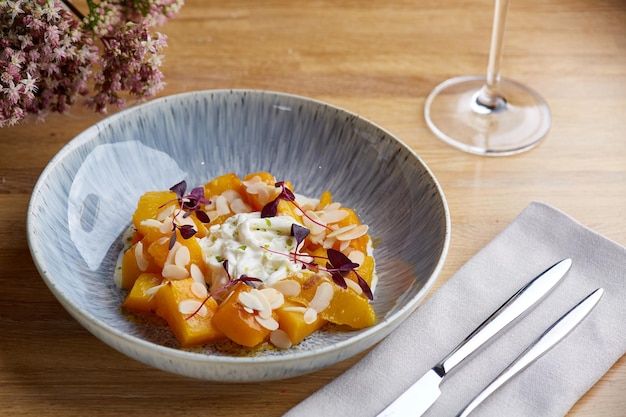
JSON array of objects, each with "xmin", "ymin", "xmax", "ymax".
[{"xmin": 1, "ymin": 0, "xmax": 624, "ymax": 416}]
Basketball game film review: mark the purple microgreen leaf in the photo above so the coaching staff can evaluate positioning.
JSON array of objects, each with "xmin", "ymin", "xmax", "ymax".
[
  {"xmin": 195, "ymin": 210, "xmax": 211, "ymax": 224},
  {"xmin": 327, "ymin": 262, "xmax": 348, "ymax": 289},
  {"xmin": 168, "ymin": 231, "xmax": 177, "ymax": 250},
  {"xmin": 178, "ymin": 224, "xmax": 197, "ymax": 240},
  {"xmin": 327, "ymin": 249, "xmax": 358, "ymax": 271},
  {"xmin": 170, "ymin": 180, "xmax": 187, "ymax": 199},
  {"xmin": 355, "ymin": 271, "xmax": 374, "ymax": 300},
  {"xmin": 291, "ymin": 224, "xmax": 310, "ymax": 248},
  {"xmin": 261, "ymin": 197, "xmax": 280, "ymax": 218}
]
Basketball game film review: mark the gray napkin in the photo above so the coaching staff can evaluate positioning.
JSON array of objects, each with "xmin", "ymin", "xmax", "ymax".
[{"xmin": 284, "ymin": 202, "xmax": 626, "ymax": 417}]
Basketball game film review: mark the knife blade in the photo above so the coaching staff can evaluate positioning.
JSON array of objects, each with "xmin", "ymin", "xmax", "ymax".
[
  {"xmin": 456, "ymin": 287, "xmax": 603, "ymax": 416},
  {"xmin": 376, "ymin": 258, "xmax": 572, "ymax": 417}
]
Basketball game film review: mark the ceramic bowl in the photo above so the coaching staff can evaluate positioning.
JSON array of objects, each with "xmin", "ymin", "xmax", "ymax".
[{"xmin": 27, "ymin": 90, "xmax": 449, "ymax": 382}]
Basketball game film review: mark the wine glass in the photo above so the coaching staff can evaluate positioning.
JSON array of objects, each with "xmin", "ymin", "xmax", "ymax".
[{"xmin": 424, "ymin": 0, "xmax": 550, "ymax": 156}]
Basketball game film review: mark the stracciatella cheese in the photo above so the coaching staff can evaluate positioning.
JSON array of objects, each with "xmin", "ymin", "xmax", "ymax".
[{"xmin": 200, "ymin": 212, "xmax": 309, "ymax": 293}]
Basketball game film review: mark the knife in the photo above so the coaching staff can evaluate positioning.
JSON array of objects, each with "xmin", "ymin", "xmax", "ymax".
[
  {"xmin": 456, "ymin": 287, "xmax": 603, "ymax": 416},
  {"xmin": 376, "ymin": 258, "xmax": 573, "ymax": 417}
]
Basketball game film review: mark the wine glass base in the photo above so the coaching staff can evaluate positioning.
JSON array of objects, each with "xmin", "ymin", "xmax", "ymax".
[{"xmin": 424, "ymin": 75, "xmax": 551, "ymax": 156}]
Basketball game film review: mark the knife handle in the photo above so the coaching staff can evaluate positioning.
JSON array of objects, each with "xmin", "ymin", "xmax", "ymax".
[
  {"xmin": 437, "ymin": 258, "xmax": 572, "ymax": 376},
  {"xmin": 457, "ymin": 287, "xmax": 603, "ymax": 417}
]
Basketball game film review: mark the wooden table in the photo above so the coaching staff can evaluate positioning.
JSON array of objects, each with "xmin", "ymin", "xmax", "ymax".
[{"xmin": 1, "ymin": 0, "xmax": 624, "ymax": 415}]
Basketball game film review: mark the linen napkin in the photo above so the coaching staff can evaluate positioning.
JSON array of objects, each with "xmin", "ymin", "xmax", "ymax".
[{"xmin": 284, "ymin": 202, "xmax": 626, "ymax": 417}]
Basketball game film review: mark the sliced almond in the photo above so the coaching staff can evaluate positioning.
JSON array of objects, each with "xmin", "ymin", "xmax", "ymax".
[
  {"xmin": 326, "ymin": 224, "xmax": 356, "ymax": 238},
  {"xmin": 309, "ymin": 281, "xmax": 333, "ymax": 313},
  {"xmin": 271, "ymin": 279, "xmax": 301, "ymax": 297},
  {"xmin": 162, "ymin": 264, "xmax": 189, "ymax": 280},
  {"xmin": 345, "ymin": 278, "xmax": 363, "ymax": 295},
  {"xmin": 348, "ymin": 250, "xmax": 366, "ymax": 266},
  {"xmin": 238, "ymin": 290, "xmax": 265, "ymax": 312},
  {"xmin": 303, "ymin": 307, "xmax": 318, "ymax": 324},
  {"xmin": 270, "ymin": 329, "xmax": 293, "ymax": 349},
  {"xmin": 190, "ymin": 263, "xmax": 204, "ymax": 283},
  {"xmin": 255, "ymin": 315, "xmax": 279, "ymax": 331},
  {"xmin": 178, "ymin": 299, "xmax": 208, "ymax": 317},
  {"xmin": 139, "ymin": 218, "xmax": 162, "ymax": 229},
  {"xmin": 335, "ymin": 224, "xmax": 369, "ymax": 241},
  {"xmin": 260, "ymin": 288, "xmax": 285, "ymax": 309},
  {"xmin": 191, "ymin": 281, "xmax": 208, "ymax": 299},
  {"xmin": 317, "ymin": 209, "xmax": 349, "ymax": 224},
  {"xmin": 174, "ymin": 245, "xmax": 191, "ymax": 267},
  {"xmin": 215, "ymin": 195, "xmax": 230, "ymax": 216},
  {"xmin": 134, "ymin": 241, "xmax": 149, "ymax": 271},
  {"xmin": 230, "ymin": 198, "xmax": 251, "ymax": 213}
]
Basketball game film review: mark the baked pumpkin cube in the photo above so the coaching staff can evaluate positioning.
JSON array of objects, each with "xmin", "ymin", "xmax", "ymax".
[
  {"xmin": 122, "ymin": 273, "xmax": 163, "ymax": 313},
  {"xmin": 155, "ymin": 278, "xmax": 225, "ymax": 347}
]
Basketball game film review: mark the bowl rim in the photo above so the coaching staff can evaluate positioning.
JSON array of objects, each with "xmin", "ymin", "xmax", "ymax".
[{"xmin": 26, "ymin": 89, "xmax": 451, "ymax": 372}]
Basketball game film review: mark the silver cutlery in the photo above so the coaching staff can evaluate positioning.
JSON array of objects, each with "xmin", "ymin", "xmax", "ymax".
[
  {"xmin": 376, "ymin": 258, "xmax": 572, "ymax": 417},
  {"xmin": 457, "ymin": 287, "xmax": 603, "ymax": 416}
]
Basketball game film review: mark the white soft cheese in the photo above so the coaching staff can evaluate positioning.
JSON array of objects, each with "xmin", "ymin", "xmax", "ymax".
[{"xmin": 200, "ymin": 212, "xmax": 306, "ymax": 292}]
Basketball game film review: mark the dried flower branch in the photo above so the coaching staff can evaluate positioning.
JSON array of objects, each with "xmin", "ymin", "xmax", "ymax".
[{"xmin": 0, "ymin": 0, "xmax": 183, "ymax": 127}]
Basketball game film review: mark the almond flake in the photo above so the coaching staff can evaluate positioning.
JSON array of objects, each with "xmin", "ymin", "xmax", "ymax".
[
  {"xmin": 303, "ymin": 210, "xmax": 327, "ymax": 235},
  {"xmin": 215, "ymin": 195, "xmax": 230, "ymax": 216},
  {"xmin": 250, "ymin": 288, "xmax": 273, "ymax": 319},
  {"xmin": 174, "ymin": 245, "xmax": 191, "ymax": 267},
  {"xmin": 282, "ymin": 306, "xmax": 307, "ymax": 314},
  {"xmin": 221, "ymin": 189, "xmax": 241, "ymax": 203},
  {"xmin": 191, "ymin": 281, "xmax": 208, "ymax": 298},
  {"xmin": 157, "ymin": 205, "xmax": 175, "ymax": 221},
  {"xmin": 345, "ymin": 278, "xmax": 363, "ymax": 295},
  {"xmin": 165, "ymin": 241, "xmax": 180, "ymax": 265},
  {"xmin": 309, "ymin": 281, "xmax": 333, "ymax": 313},
  {"xmin": 238, "ymin": 290, "xmax": 265, "ymax": 312},
  {"xmin": 336, "ymin": 224, "xmax": 369, "ymax": 241},
  {"xmin": 327, "ymin": 224, "xmax": 356, "ymax": 238},
  {"xmin": 271, "ymin": 279, "xmax": 301, "ymax": 297},
  {"xmin": 190, "ymin": 263, "xmax": 204, "ymax": 283},
  {"xmin": 139, "ymin": 218, "xmax": 163, "ymax": 229},
  {"xmin": 270, "ymin": 329, "xmax": 292, "ymax": 349},
  {"xmin": 159, "ymin": 217, "xmax": 174, "ymax": 234},
  {"xmin": 303, "ymin": 307, "xmax": 318, "ymax": 324},
  {"xmin": 348, "ymin": 250, "xmax": 366, "ymax": 266},
  {"xmin": 255, "ymin": 315, "xmax": 279, "ymax": 331},
  {"xmin": 317, "ymin": 209, "xmax": 349, "ymax": 224},
  {"xmin": 134, "ymin": 241, "xmax": 149, "ymax": 271},
  {"xmin": 178, "ymin": 299, "xmax": 207, "ymax": 317},
  {"xmin": 162, "ymin": 264, "xmax": 189, "ymax": 280},
  {"xmin": 260, "ymin": 288, "xmax": 285, "ymax": 309},
  {"xmin": 230, "ymin": 198, "xmax": 251, "ymax": 213}
]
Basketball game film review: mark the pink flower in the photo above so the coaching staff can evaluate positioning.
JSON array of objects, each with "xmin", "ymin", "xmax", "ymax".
[{"xmin": 0, "ymin": 0, "xmax": 183, "ymax": 127}]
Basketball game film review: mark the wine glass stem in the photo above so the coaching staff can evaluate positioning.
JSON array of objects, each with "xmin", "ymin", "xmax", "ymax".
[{"xmin": 475, "ymin": 0, "xmax": 510, "ymax": 112}]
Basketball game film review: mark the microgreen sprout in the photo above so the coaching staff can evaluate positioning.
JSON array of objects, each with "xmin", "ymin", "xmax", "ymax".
[
  {"xmin": 261, "ymin": 181, "xmax": 331, "ymax": 231},
  {"xmin": 261, "ymin": 225, "xmax": 374, "ymax": 300},
  {"xmin": 186, "ymin": 260, "xmax": 263, "ymax": 320},
  {"xmin": 162, "ymin": 180, "xmax": 211, "ymax": 249}
]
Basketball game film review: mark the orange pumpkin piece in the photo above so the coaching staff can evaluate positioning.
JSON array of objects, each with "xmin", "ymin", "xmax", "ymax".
[
  {"xmin": 320, "ymin": 285, "xmax": 376, "ymax": 329},
  {"xmin": 276, "ymin": 199, "xmax": 302, "ymax": 222},
  {"xmin": 132, "ymin": 191, "xmax": 177, "ymax": 241},
  {"xmin": 288, "ymin": 272, "xmax": 376, "ymax": 329},
  {"xmin": 147, "ymin": 232, "xmax": 207, "ymax": 276},
  {"xmin": 154, "ymin": 278, "xmax": 225, "ymax": 347},
  {"xmin": 212, "ymin": 283, "xmax": 272, "ymax": 347},
  {"xmin": 242, "ymin": 172, "xmax": 278, "ymax": 211},
  {"xmin": 275, "ymin": 300, "xmax": 327, "ymax": 345},
  {"xmin": 122, "ymin": 273, "xmax": 163, "ymax": 313},
  {"xmin": 317, "ymin": 190, "xmax": 333, "ymax": 209},
  {"xmin": 330, "ymin": 208, "xmax": 369, "ymax": 254},
  {"xmin": 120, "ymin": 242, "xmax": 159, "ymax": 289},
  {"xmin": 203, "ymin": 172, "xmax": 247, "ymax": 200}
]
